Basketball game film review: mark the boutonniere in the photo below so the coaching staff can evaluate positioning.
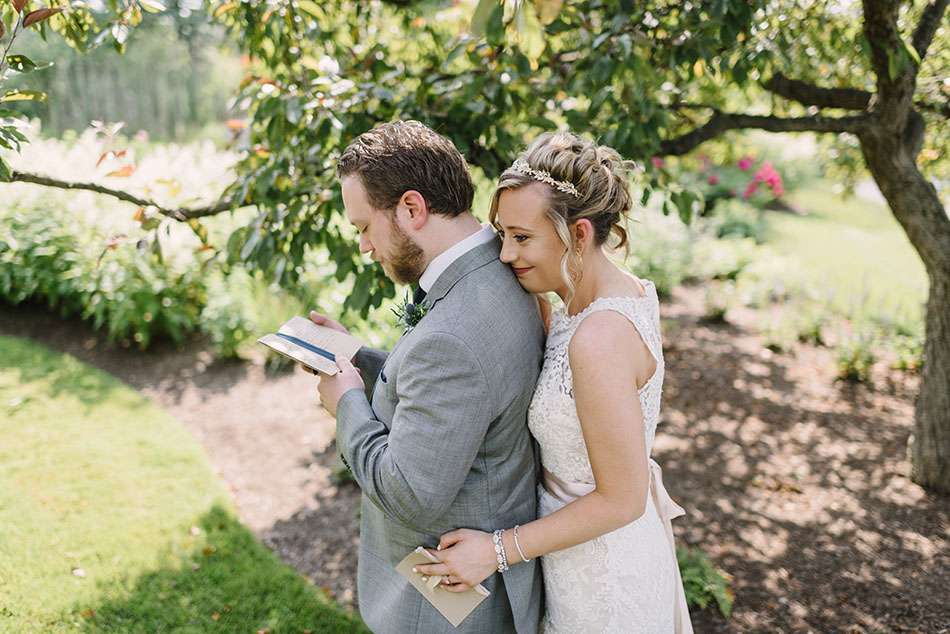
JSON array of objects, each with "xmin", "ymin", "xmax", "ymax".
[{"xmin": 392, "ymin": 291, "xmax": 429, "ymax": 332}]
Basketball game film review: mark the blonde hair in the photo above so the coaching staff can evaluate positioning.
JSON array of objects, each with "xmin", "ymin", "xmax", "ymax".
[{"xmin": 489, "ymin": 131, "xmax": 635, "ymax": 303}]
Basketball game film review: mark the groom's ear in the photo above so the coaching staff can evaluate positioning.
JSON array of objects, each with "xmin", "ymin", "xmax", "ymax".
[{"xmin": 398, "ymin": 189, "xmax": 429, "ymax": 230}]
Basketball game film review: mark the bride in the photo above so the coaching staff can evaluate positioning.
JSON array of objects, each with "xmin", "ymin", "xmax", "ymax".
[{"xmin": 414, "ymin": 132, "xmax": 693, "ymax": 633}]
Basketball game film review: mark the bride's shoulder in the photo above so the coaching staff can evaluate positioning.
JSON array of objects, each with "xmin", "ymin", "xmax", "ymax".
[{"xmin": 568, "ymin": 308, "xmax": 641, "ymax": 358}]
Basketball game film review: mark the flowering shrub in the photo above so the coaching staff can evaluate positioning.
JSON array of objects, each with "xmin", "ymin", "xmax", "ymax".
[{"xmin": 692, "ymin": 154, "xmax": 787, "ymax": 213}]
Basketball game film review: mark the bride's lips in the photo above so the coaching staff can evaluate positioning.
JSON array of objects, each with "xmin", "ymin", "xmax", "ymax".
[{"xmin": 511, "ymin": 266, "xmax": 534, "ymax": 277}]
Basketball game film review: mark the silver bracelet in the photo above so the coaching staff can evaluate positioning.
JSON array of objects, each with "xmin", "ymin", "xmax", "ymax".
[
  {"xmin": 492, "ymin": 529, "xmax": 509, "ymax": 573},
  {"xmin": 513, "ymin": 524, "xmax": 532, "ymax": 562}
]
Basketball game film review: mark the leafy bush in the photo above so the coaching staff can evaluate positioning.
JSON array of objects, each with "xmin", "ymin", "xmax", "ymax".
[
  {"xmin": 710, "ymin": 200, "xmax": 767, "ymax": 243},
  {"xmin": 762, "ymin": 318, "xmax": 797, "ymax": 354},
  {"xmin": 0, "ymin": 208, "xmax": 264, "ymax": 355},
  {"xmin": 892, "ymin": 333, "xmax": 924, "ymax": 372},
  {"xmin": 835, "ymin": 331, "xmax": 877, "ymax": 382},
  {"xmin": 701, "ymin": 281, "xmax": 734, "ymax": 324},
  {"xmin": 677, "ymin": 546, "xmax": 733, "ymax": 618},
  {"xmin": 691, "ymin": 236, "xmax": 759, "ymax": 282},
  {"xmin": 793, "ymin": 305, "xmax": 829, "ymax": 346},
  {"xmin": 627, "ymin": 207, "xmax": 696, "ymax": 297}
]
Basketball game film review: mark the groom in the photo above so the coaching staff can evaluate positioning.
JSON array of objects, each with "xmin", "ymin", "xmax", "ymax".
[{"xmin": 312, "ymin": 120, "xmax": 545, "ymax": 633}]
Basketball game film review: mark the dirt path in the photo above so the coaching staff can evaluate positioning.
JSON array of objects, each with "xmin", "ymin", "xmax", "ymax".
[{"xmin": 3, "ymin": 285, "xmax": 946, "ymax": 632}]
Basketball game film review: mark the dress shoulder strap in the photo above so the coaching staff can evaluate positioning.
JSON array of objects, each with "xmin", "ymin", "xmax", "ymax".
[{"xmin": 571, "ymin": 282, "xmax": 663, "ymax": 367}]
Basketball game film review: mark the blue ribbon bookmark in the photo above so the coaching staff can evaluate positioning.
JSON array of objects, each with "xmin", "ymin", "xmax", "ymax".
[{"xmin": 275, "ymin": 332, "xmax": 337, "ymax": 363}]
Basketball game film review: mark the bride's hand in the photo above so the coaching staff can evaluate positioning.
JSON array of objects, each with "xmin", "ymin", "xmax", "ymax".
[{"xmin": 413, "ymin": 529, "xmax": 497, "ymax": 592}]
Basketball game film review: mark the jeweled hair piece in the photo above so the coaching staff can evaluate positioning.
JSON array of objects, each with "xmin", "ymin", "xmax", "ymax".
[{"xmin": 509, "ymin": 158, "xmax": 581, "ymax": 198}]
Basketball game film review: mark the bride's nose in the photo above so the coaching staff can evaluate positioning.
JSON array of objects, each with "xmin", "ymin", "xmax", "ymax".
[{"xmin": 499, "ymin": 238, "xmax": 517, "ymax": 264}]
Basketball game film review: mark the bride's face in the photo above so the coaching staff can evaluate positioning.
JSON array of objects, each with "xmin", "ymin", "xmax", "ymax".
[{"xmin": 495, "ymin": 183, "xmax": 569, "ymax": 295}]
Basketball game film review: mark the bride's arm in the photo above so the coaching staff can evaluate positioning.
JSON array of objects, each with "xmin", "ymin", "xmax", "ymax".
[{"xmin": 415, "ymin": 310, "xmax": 655, "ymax": 589}]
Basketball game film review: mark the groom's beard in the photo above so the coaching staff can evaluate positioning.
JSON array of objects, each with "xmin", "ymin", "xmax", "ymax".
[{"xmin": 382, "ymin": 220, "xmax": 426, "ymax": 285}]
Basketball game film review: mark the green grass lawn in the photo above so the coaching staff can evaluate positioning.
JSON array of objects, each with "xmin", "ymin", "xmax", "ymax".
[
  {"xmin": 0, "ymin": 335, "xmax": 367, "ymax": 633},
  {"xmin": 765, "ymin": 183, "xmax": 928, "ymax": 331}
]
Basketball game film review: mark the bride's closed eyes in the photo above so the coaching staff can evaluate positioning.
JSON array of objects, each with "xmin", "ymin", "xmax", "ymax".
[{"xmin": 497, "ymin": 230, "xmax": 530, "ymax": 243}]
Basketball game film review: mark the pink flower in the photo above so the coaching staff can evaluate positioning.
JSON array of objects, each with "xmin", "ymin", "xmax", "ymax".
[
  {"xmin": 742, "ymin": 181, "xmax": 759, "ymax": 199},
  {"xmin": 707, "ymin": 174, "xmax": 720, "ymax": 185},
  {"xmin": 738, "ymin": 156, "xmax": 754, "ymax": 171},
  {"xmin": 651, "ymin": 156, "xmax": 664, "ymax": 169},
  {"xmin": 752, "ymin": 161, "xmax": 784, "ymax": 197}
]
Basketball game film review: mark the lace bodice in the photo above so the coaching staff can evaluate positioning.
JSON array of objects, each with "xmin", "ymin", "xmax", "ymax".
[{"xmin": 528, "ymin": 282, "xmax": 665, "ymax": 484}]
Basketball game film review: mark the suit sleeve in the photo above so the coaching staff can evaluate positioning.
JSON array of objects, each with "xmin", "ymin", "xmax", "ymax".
[{"xmin": 334, "ymin": 331, "xmax": 494, "ymax": 529}]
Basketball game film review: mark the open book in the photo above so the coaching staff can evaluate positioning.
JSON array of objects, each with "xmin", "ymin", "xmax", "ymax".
[
  {"xmin": 257, "ymin": 316, "xmax": 363, "ymax": 375},
  {"xmin": 395, "ymin": 547, "xmax": 490, "ymax": 627}
]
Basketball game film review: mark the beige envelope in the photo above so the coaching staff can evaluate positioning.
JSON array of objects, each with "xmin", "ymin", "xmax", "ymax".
[{"xmin": 394, "ymin": 547, "xmax": 490, "ymax": 628}]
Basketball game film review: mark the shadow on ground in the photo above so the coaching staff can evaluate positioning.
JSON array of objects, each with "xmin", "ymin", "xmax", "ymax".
[
  {"xmin": 67, "ymin": 505, "xmax": 367, "ymax": 633},
  {"xmin": 659, "ymin": 288, "xmax": 949, "ymax": 633}
]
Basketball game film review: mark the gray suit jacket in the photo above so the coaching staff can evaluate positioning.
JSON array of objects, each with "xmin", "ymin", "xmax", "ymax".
[{"xmin": 335, "ymin": 237, "xmax": 545, "ymax": 634}]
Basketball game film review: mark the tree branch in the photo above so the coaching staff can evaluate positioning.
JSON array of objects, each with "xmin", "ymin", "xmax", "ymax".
[
  {"xmin": 862, "ymin": 0, "xmax": 915, "ymax": 124},
  {"xmin": 762, "ymin": 73, "xmax": 872, "ymax": 110},
  {"xmin": 659, "ymin": 110, "xmax": 869, "ymax": 156},
  {"xmin": 912, "ymin": 0, "xmax": 949, "ymax": 59},
  {"xmin": 7, "ymin": 171, "xmax": 244, "ymax": 220}
]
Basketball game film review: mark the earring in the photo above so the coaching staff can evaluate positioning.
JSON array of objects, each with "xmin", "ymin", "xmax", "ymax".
[{"xmin": 570, "ymin": 249, "xmax": 584, "ymax": 283}]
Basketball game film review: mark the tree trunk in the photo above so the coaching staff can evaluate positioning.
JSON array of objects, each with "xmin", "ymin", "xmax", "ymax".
[
  {"xmin": 912, "ymin": 268, "xmax": 950, "ymax": 492},
  {"xmin": 860, "ymin": 117, "xmax": 950, "ymax": 494}
]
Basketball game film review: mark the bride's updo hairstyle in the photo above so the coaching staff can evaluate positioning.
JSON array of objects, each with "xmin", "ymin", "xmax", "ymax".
[{"xmin": 489, "ymin": 131, "xmax": 635, "ymax": 299}]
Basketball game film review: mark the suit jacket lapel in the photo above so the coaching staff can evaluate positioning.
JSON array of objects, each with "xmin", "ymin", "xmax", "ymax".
[{"xmin": 424, "ymin": 236, "xmax": 501, "ymax": 309}]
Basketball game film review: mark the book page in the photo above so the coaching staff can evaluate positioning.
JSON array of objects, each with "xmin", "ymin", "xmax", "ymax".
[{"xmin": 257, "ymin": 316, "xmax": 363, "ymax": 375}]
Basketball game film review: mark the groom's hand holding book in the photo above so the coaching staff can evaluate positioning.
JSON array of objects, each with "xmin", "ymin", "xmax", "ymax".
[
  {"xmin": 306, "ymin": 311, "xmax": 365, "ymax": 416},
  {"xmin": 256, "ymin": 311, "xmax": 364, "ymax": 417}
]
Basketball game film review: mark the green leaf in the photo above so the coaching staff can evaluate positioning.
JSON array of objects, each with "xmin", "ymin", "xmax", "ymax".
[
  {"xmin": 140, "ymin": 217, "xmax": 161, "ymax": 231},
  {"xmin": 901, "ymin": 37, "xmax": 920, "ymax": 68},
  {"xmin": 5, "ymin": 54, "xmax": 48, "ymax": 73},
  {"xmin": 672, "ymin": 191, "xmax": 696, "ymax": 224},
  {"xmin": 0, "ymin": 89, "xmax": 47, "ymax": 103},
  {"xmin": 512, "ymin": 1, "xmax": 544, "ymax": 65},
  {"xmin": 534, "ymin": 0, "xmax": 563, "ymax": 25},
  {"xmin": 485, "ymin": 3, "xmax": 505, "ymax": 46},
  {"xmin": 112, "ymin": 22, "xmax": 130, "ymax": 45},
  {"xmin": 0, "ymin": 156, "xmax": 11, "ymax": 182},
  {"xmin": 471, "ymin": 0, "xmax": 495, "ymax": 36},
  {"xmin": 139, "ymin": 0, "xmax": 166, "ymax": 13},
  {"xmin": 297, "ymin": 0, "xmax": 323, "ymax": 19}
]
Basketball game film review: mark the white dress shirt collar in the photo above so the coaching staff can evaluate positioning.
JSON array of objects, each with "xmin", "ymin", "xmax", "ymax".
[{"xmin": 418, "ymin": 224, "xmax": 497, "ymax": 292}]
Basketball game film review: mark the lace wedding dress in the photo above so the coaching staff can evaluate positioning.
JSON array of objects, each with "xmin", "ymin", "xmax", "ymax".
[{"xmin": 527, "ymin": 280, "xmax": 693, "ymax": 633}]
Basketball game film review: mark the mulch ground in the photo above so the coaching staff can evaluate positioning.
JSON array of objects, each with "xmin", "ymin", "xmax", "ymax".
[{"xmin": 3, "ymin": 283, "xmax": 947, "ymax": 633}]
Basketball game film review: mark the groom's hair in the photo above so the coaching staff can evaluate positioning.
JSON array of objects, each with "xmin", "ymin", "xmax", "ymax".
[{"xmin": 337, "ymin": 120, "xmax": 475, "ymax": 218}]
